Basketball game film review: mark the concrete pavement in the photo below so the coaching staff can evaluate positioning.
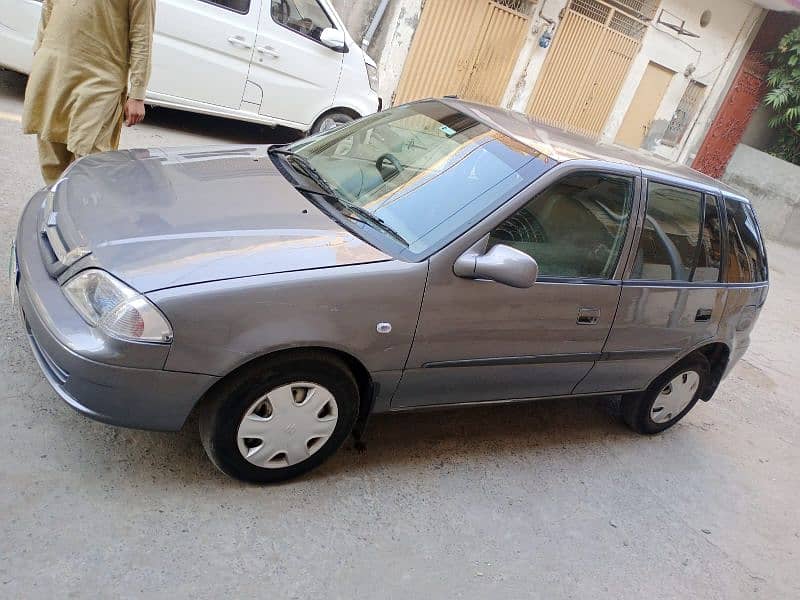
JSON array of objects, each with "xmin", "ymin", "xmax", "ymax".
[{"xmin": 1, "ymin": 69, "xmax": 798, "ymax": 599}]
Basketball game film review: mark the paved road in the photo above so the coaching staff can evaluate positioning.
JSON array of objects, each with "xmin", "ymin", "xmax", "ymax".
[{"xmin": 1, "ymin": 69, "xmax": 798, "ymax": 599}]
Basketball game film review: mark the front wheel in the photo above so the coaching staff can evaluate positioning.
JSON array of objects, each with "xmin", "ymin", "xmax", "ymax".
[
  {"xmin": 198, "ymin": 353, "xmax": 359, "ymax": 483},
  {"xmin": 621, "ymin": 354, "xmax": 710, "ymax": 435}
]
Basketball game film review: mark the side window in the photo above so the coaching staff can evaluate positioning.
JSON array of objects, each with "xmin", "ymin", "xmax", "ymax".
[
  {"xmin": 693, "ymin": 194, "xmax": 723, "ymax": 282},
  {"xmin": 204, "ymin": 0, "xmax": 251, "ymax": 13},
  {"xmin": 488, "ymin": 172, "xmax": 634, "ymax": 279},
  {"xmin": 271, "ymin": 0, "xmax": 334, "ymax": 42},
  {"xmin": 724, "ymin": 199, "xmax": 768, "ymax": 283},
  {"xmin": 631, "ymin": 182, "xmax": 702, "ymax": 281}
]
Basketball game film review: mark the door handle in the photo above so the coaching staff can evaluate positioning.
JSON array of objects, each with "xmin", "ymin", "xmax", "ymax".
[
  {"xmin": 577, "ymin": 307, "xmax": 600, "ymax": 325},
  {"xmin": 228, "ymin": 35, "xmax": 253, "ymax": 49},
  {"xmin": 255, "ymin": 45, "xmax": 280, "ymax": 58},
  {"xmin": 695, "ymin": 308, "xmax": 713, "ymax": 322}
]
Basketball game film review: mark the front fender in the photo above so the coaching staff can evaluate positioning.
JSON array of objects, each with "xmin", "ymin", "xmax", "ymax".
[{"xmin": 150, "ymin": 260, "xmax": 428, "ymax": 378}]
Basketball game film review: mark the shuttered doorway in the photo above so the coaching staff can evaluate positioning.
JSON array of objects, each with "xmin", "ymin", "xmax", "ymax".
[
  {"xmin": 393, "ymin": 0, "xmax": 531, "ymax": 106},
  {"xmin": 528, "ymin": 0, "xmax": 653, "ymax": 138}
]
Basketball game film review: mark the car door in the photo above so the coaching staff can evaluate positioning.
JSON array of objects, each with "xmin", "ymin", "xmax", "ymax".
[
  {"xmin": 248, "ymin": 0, "xmax": 344, "ymax": 126},
  {"xmin": 149, "ymin": 0, "xmax": 258, "ymax": 110},
  {"xmin": 575, "ymin": 176, "xmax": 728, "ymax": 394},
  {"xmin": 391, "ymin": 164, "xmax": 642, "ymax": 409}
]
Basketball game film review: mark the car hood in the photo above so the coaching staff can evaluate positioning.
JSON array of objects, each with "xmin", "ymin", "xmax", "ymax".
[{"xmin": 43, "ymin": 146, "xmax": 389, "ymax": 292}]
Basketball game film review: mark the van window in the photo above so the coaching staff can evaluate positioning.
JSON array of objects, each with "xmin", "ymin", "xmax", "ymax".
[
  {"xmin": 488, "ymin": 172, "xmax": 634, "ymax": 279},
  {"xmin": 204, "ymin": 0, "xmax": 250, "ymax": 13},
  {"xmin": 271, "ymin": 0, "xmax": 334, "ymax": 42},
  {"xmin": 724, "ymin": 199, "xmax": 768, "ymax": 283},
  {"xmin": 631, "ymin": 182, "xmax": 702, "ymax": 281},
  {"xmin": 693, "ymin": 194, "xmax": 722, "ymax": 282}
]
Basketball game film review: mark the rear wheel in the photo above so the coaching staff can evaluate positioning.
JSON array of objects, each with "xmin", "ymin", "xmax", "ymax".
[
  {"xmin": 199, "ymin": 353, "xmax": 359, "ymax": 483},
  {"xmin": 622, "ymin": 354, "xmax": 710, "ymax": 435},
  {"xmin": 310, "ymin": 110, "xmax": 356, "ymax": 135}
]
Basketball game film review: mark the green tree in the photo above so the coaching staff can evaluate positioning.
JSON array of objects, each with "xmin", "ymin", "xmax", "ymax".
[{"xmin": 764, "ymin": 26, "xmax": 800, "ymax": 165}]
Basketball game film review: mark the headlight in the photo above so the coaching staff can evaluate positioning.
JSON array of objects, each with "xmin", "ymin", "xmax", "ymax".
[
  {"xmin": 365, "ymin": 62, "xmax": 379, "ymax": 93},
  {"xmin": 62, "ymin": 269, "xmax": 173, "ymax": 343}
]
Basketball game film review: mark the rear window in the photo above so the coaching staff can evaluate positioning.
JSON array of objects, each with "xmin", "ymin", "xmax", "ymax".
[
  {"xmin": 694, "ymin": 194, "xmax": 723, "ymax": 283},
  {"xmin": 724, "ymin": 199, "xmax": 768, "ymax": 283}
]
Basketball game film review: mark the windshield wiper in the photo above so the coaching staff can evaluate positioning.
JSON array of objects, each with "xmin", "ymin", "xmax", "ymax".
[
  {"xmin": 337, "ymin": 200, "xmax": 409, "ymax": 246},
  {"xmin": 291, "ymin": 186, "xmax": 370, "ymax": 227},
  {"xmin": 270, "ymin": 146, "xmax": 408, "ymax": 246},
  {"xmin": 293, "ymin": 185, "xmax": 408, "ymax": 246},
  {"xmin": 269, "ymin": 146, "xmax": 336, "ymax": 196}
]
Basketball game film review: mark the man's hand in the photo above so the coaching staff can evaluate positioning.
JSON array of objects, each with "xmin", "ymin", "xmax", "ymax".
[{"xmin": 124, "ymin": 99, "xmax": 146, "ymax": 126}]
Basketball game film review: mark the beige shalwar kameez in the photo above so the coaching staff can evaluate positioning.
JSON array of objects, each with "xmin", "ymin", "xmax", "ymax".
[{"xmin": 22, "ymin": 0, "xmax": 155, "ymax": 184}]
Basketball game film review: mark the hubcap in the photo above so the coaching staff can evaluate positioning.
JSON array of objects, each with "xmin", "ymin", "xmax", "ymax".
[
  {"xmin": 650, "ymin": 371, "xmax": 700, "ymax": 424},
  {"xmin": 319, "ymin": 117, "xmax": 340, "ymax": 132},
  {"xmin": 318, "ymin": 115, "xmax": 351, "ymax": 133},
  {"xmin": 236, "ymin": 382, "xmax": 338, "ymax": 469}
]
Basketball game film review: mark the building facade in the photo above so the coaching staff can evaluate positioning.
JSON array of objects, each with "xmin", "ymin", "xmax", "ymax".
[{"xmin": 332, "ymin": 0, "xmax": 795, "ymax": 170}]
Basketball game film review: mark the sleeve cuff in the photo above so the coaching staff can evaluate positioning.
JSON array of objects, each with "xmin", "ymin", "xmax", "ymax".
[{"xmin": 128, "ymin": 85, "xmax": 147, "ymax": 101}]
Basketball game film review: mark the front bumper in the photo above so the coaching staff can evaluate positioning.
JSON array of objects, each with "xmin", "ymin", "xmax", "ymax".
[{"xmin": 12, "ymin": 193, "xmax": 218, "ymax": 432}]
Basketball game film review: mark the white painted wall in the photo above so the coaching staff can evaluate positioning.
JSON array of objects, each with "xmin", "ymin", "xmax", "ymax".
[
  {"xmin": 502, "ymin": 0, "xmax": 568, "ymax": 111},
  {"xmin": 724, "ymin": 144, "xmax": 800, "ymax": 246},
  {"xmin": 602, "ymin": 0, "xmax": 762, "ymax": 160},
  {"xmin": 368, "ymin": 0, "xmax": 765, "ymax": 165},
  {"xmin": 368, "ymin": 0, "xmax": 423, "ymax": 103},
  {"xmin": 502, "ymin": 0, "xmax": 765, "ymax": 161}
]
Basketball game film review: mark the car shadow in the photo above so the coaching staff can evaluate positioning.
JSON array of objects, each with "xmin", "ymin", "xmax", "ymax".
[
  {"xmin": 310, "ymin": 397, "xmax": 629, "ymax": 481},
  {"xmin": 143, "ymin": 104, "xmax": 303, "ymax": 145},
  {"xmin": 0, "ymin": 68, "xmax": 27, "ymax": 101},
  {"xmin": 55, "ymin": 395, "xmax": 629, "ymax": 488}
]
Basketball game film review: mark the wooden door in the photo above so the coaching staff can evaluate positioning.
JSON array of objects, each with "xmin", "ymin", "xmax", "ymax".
[{"xmin": 615, "ymin": 62, "xmax": 675, "ymax": 148}]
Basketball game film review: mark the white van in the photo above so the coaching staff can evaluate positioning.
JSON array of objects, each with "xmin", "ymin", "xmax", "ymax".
[{"xmin": 1, "ymin": 0, "xmax": 380, "ymax": 134}]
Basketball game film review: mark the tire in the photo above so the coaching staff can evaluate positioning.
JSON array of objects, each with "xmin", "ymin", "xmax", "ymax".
[
  {"xmin": 310, "ymin": 111, "xmax": 355, "ymax": 135},
  {"xmin": 621, "ymin": 354, "xmax": 710, "ymax": 435},
  {"xmin": 199, "ymin": 353, "xmax": 359, "ymax": 483}
]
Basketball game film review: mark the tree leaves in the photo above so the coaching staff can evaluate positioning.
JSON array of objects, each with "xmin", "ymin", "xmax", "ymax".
[{"xmin": 765, "ymin": 26, "xmax": 800, "ymax": 165}]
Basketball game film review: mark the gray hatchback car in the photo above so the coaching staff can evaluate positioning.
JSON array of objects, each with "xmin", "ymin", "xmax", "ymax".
[{"xmin": 12, "ymin": 99, "xmax": 768, "ymax": 483}]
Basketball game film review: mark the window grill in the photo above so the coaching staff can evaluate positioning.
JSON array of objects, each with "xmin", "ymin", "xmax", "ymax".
[
  {"xmin": 606, "ymin": 0, "xmax": 659, "ymax": 21},
  {"xmin": 610, "ymin": 11, "xmax": 647, "ymax": 40},
  {"xmin": 568, "ymin": 0, "xmax": 652, "ymax": 39},
  {"xmin": 662, "ymin": 80, "xmax": 706, "ymax": 147},
  {"xmin": 494, "ymin": 0, "xmax": 534, "ymax": 16},
  {"xmin": 571, "ymin": 0, "xmax": 611, "ymax": 24}
]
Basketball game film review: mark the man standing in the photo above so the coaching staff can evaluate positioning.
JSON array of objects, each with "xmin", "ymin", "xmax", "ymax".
[{"xmin": 22, "ymin": 0, "xmax": 155, "ymax": 184}]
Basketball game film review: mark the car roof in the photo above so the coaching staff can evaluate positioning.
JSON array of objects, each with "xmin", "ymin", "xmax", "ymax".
[{"xmin": 438, "ymin": 98, "xmax": 747, "ymax": 201}]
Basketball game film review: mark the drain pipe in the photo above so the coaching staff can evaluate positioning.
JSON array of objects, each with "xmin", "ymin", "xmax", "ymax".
[{"xmin": 362, "ymin": 0, "xmax": 392, "ymax": 51}]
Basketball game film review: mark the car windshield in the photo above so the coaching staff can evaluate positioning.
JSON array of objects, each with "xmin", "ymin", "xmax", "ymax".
[{"xmin": 284, "ymin": 101, "xmax": 555, "ymax": 258}]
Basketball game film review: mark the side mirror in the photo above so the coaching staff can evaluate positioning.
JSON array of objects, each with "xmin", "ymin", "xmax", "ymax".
[
  {"xmin": 454, "ymin": 243, "xmax": 539, "ymax": 289},
  {"xmin": 320, "ymin": 28, "xmax": 346, "ymax": 51}
]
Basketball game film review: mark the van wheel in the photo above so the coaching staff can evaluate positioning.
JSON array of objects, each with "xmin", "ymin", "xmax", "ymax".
[
  {"xmin": 310, "ymin": 111, "xmax": 355, "ymax": 135},
  {"xmin": 198, "ymin": 353, "xmax": 359, "ymax": 483},
  {"xmin": 621, "ymin": 354, "xmax": 710, "ymax": 435}
]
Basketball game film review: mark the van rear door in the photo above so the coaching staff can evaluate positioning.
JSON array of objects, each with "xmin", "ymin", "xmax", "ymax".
[
  {"xmin": 247, "ymin": 0, "xmax": 343, "ymax": 127},
  {"xmin": 148, "ymin": 0, "xmax": 258, "ymax": 110}
]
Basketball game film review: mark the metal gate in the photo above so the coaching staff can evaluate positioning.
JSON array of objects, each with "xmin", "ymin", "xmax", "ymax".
[
  {"xmin": 528, "ymin": 0, "xmax": 652, "ymax": 138},
  {"xmin": 393, "ymin": 0, "xmax": 530, "ymax": 106}
]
